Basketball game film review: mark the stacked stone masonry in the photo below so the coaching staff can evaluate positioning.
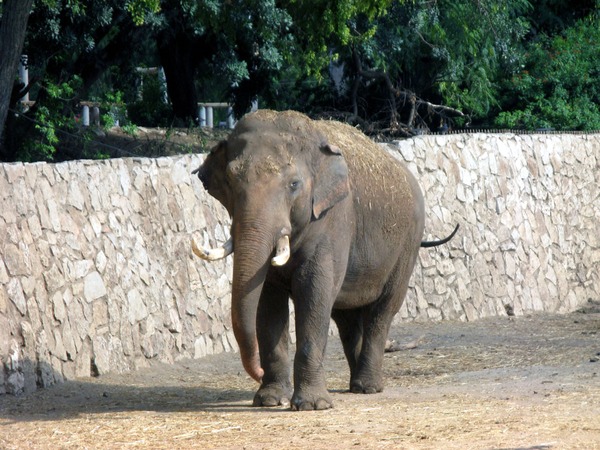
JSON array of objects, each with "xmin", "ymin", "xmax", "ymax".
[
  {"xmin": 1, "ymin": 133, "xmax": 599, "ymax": 395},
  {"xmin": 391, "ymin": 133, "xmax": 599, "ymax": 323}
]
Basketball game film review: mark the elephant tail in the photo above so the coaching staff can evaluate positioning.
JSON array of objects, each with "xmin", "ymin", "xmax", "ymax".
[{"xmin": 421, "ymin": 224, "xmax": 460, "ymax": 248}]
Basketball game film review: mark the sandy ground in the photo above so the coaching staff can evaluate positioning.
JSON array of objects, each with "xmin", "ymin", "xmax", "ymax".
[{"xmin": 1, "ymin": 309, "xmax": 599, "ymax": 449}]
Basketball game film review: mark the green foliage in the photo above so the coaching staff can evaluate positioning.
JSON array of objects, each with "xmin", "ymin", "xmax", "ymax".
[
  {"xmin": 121, "ymin": 123, "xmax": 139, "ymax": 137},
  {"xmin": 358, "ymin": 0, "xmax": 531, "ymax": 118},
  {"xmin": 99, "ymin": 91, "xmax": 127, "ymax": 128},
  {"xmin": 18, "ymin": 76, "xmax": 82, "ymax": 162},
  {"xmin": 127, "ymin": 73, "xmax": 172, "ymax": 127},
  {"xmin": 29, "ymin": 106, "xmax": 59, "ymax": 160},
  {"xmin": 126, "ymin": 0, "xmax": 161, "ymax": 25},
  {"xmin": 495, "ymin": 13, "xmax": 600, "ymax": 130},
  {"xmin": 283, "ymin": 0, "xmax": 393, "ymax": 77}
]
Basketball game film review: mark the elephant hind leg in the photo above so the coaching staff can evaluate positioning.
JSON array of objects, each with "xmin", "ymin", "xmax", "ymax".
[
  {"xmin": 348, "ymin": 325, "xmax": 388, "ymax": 393},
  {"xmin": 348, "ymin": 300, "xmax": 398, "ymax": 394},
  {"xmin": 355, "ymin": 230, "xmax": 423, "ymax": 393},
  {"xmin": 331, "ymin": 308, "xmax": 363, "ymax": 379},
  {"xmin": 333, "ymin": 301, "xmax": 398, "ymax": 394},
  {"xmin": 349, "ymin": 258, "xmax": 416, "ymax": 394}
]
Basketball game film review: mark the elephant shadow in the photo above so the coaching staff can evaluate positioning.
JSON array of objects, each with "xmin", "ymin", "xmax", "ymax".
[{"xmin": 0, "ymin": 376, "xmax": 264, "ymax": 423}]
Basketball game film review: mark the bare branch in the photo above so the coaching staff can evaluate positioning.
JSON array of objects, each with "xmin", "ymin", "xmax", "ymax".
[{"xmin": 351, "ymin": 48, "xmax": 399, "ymax": 128}]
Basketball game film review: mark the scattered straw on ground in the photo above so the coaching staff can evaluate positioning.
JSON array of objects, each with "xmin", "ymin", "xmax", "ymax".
[{"xmin": 2, "ymin": 312, "xmax": 599, "ymax": 449}]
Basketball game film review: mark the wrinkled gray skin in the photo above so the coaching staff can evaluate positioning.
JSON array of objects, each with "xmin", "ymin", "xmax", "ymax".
[{"xmin": 195, "ymin": 110, "xmax": 432, "ymax": 411}]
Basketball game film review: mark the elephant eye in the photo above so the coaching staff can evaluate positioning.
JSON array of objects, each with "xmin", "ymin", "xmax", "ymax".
[{"xmin": 289, "ymin": 180, "xmax": 301, "ymax": 192}]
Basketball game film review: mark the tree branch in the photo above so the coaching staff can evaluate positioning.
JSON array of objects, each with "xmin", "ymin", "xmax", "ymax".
[{"xmin": 351, "ymin": 48, "xmax": 399, "ymax": 128}]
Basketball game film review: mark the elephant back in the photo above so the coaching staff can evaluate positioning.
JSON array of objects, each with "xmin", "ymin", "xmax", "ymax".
[
  {"xmin": 316, "ymin": 119, "xmax": 420, "ymax": 196},
  {"xmin": 315, "ymin": 118, "xmax": 424, "ymax": 238}
]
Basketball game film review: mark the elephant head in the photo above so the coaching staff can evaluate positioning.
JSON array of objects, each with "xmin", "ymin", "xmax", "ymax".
[{"xmin": 192, "ymin": 111, "xmax": 350, "ymax": 382}]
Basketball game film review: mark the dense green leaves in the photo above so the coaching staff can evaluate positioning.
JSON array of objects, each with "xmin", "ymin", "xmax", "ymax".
[
  {"xmin": 496, "ymin": 11, "xmax": 600, "ymax": 130},
  {"xmin": 127, "ymin": 0, "xmax": 161, "ymax": 25},
  {"xmin": 345, "ymin": 0, "xmax": 531, "ymax": 126},
  {"xmin": 282, "ymin": 0, "xmax": 392, "ymax": 73}
]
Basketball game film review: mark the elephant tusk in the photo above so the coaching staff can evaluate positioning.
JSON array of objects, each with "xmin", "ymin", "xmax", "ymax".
[
  {"xmin": 271, "ymin": 235, "xmax": 291, "ymax": 266},
  {"xmin": 191, "ymin": 237, "xmax": 233, "ymax": 261}
]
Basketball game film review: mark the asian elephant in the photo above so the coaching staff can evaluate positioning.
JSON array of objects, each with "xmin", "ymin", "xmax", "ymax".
[{"xmin": 192, "ymin": 110, "xmax": 458, "ymax": 411}]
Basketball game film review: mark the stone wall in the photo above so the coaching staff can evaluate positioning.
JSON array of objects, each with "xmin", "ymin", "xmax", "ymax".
[
  {"xmin": 0, "ymin": 155, "xmax": 235, "ymax": 395},
  {"xmin": 394, "ymin": 133, "xmax": 599, "ymax": 322},
  {"xmin": 1, "ymin": 132, "xmax": 599, "ymax": 395}
]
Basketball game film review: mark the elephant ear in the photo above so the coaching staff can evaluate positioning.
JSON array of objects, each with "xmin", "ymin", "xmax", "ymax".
[
  {"xmin": 193, "ymin": 140, "xmax": 233, "ymax": 215},
  {"xmin": 312, "ymin": 143, "xmax": 350, "ymax": 220}
]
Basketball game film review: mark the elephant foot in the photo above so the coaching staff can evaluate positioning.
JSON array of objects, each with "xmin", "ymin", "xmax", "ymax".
[
  {"xmin": 291, "ymin": 388, "xmax": 333, "ymax": 411},
  {"xmin": 350, "ymin": 377, "xmax": 383, "ymax": 395},
  {"xmin": 253, "ymin": 382, "xmax": 292, "ymax": 407}
]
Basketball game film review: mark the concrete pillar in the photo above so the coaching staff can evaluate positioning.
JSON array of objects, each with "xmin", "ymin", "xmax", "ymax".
[
  {"xmin": 199, "ymin": 106, "xmax": 207, "ymax": 127},
  {"xmin": 207, "ymin": 106, "xmax": 214, "ymax": 128},
  {"xmin": 82, "ymin": 105, "xmax": 90, "ymax": 126},
  {"xmin": 91, "ymin": 106, "xmax": 100, "ymax": 126},
  {"xmin": 158, "ymin": 67, "xmax": 168, "ymax": 103},
  {"xmin": 18, "ymin": 55, "xmax": 29, "ymax": 103},
  {"xmin": 136, "ymin": 77, "xmax": 144, "ymax": 101},
  {"xmin": 226, "ymin": 106, "xmax": 235, "ymax": 129}
]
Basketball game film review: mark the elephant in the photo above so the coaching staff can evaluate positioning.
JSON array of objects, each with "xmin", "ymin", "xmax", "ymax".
[{"xmin": 192, "ymin": 110, "xmax": 458, "ymax": 411}]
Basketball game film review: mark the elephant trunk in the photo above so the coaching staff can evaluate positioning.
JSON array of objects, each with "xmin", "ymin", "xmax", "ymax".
[{"xmin": 230, "ymin": 217, "xmax": 283, "ymax": 383}]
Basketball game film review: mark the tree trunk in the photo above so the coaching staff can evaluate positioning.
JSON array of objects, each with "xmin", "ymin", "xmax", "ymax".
[
  {"xmin": 157, "ymin": 30, "xmax": 200, "ymax": 124},
  {"xmin": 0, "ymin": 0, "xmax": 34, "ymax": 153},
  {"xmin": 351, "ymin": 48, "xmax": 399, "ymax": 128},
  {"xmin": 351, "ymin": 75, "xmax": 360, "ymax": 118}
]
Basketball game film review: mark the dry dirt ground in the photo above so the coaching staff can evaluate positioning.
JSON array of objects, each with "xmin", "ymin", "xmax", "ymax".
[{"xmin": 2, "ymin": 307, "xmax": 600, "ymax": 450}]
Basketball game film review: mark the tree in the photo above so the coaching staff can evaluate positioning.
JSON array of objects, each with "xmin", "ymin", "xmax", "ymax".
[
  {"xmin": 149, "ymin": 0, "xmax": 295, "ymax": 121},
  {"xmin": 4, "ymin": 0, "xmax": 599, "ymax": 161},
  {"xmin": 322, "ymin": 0, "xmax": 531, "ymax": 133},
  {"xmin": 282, "ymin": 0, "xmax": 393, "ymax": 72},
  {"xmin": 24, "ymin": 0, "xmax": 160, "ymax": 103},
  {"xmin": 147, "ymin": 0, "xmax": 394, "ymax": 121},
  {"xmin": 0, "ymin": 0, "xmax": 35, "ymax": 150},
  {"xmin": 2, "ymin": 0, "xmax": 160, "ymax": 161},
  {"xmin": 495, "ymin": 10, "xmax": 600, "ymax": 130}
]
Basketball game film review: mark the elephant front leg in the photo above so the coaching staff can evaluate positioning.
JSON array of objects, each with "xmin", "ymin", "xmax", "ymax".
[
  {"xmin": 292, "ymin": 320, "xmax": 333, "ymax": 410},
  {"xmin": 253, "ymin": 283, "xmax": 293, "ymax": 407},
  {"xmin": 290, "ymin": 270, "xmax": 336, "ymax": 411}
]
